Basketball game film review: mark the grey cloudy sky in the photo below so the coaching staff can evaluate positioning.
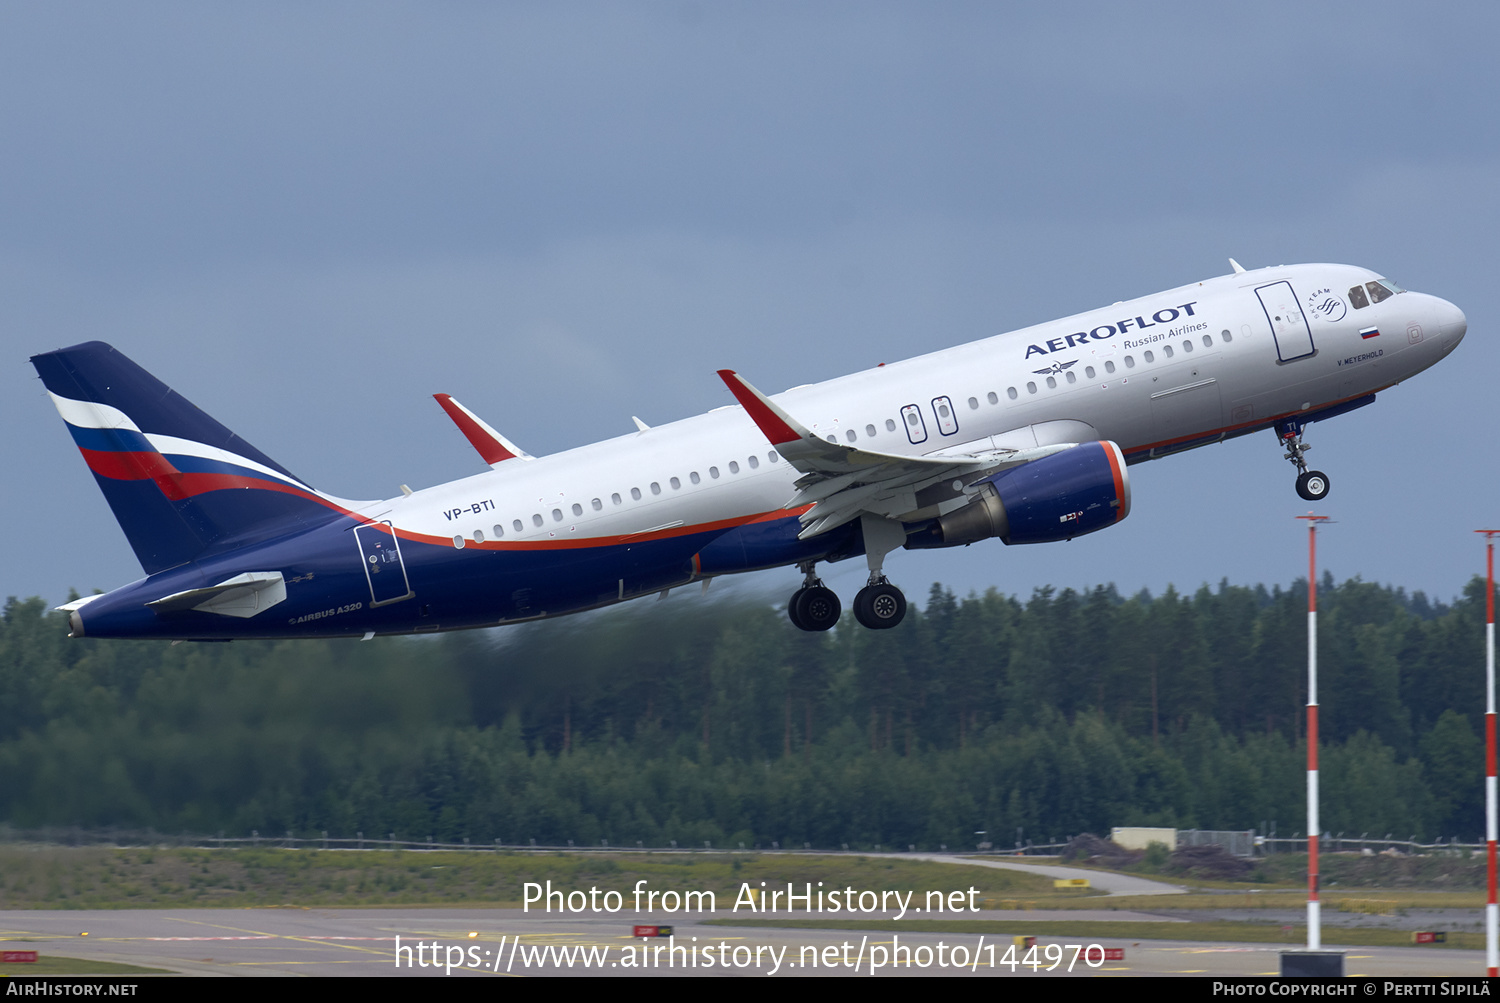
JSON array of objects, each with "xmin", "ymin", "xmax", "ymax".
[{"xmin": 5, "ymin": 2, "xmax": 1496, "ymax": 611}]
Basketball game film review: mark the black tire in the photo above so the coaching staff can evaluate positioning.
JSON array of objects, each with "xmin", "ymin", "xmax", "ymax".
[
  {"xmin": 786, "ymin": 587, "xmax": 808, "ymax": 630},
  {"xmin": 793, "ymin": 586, "xmax": 841, "ymax": 631},
  {"xmin": 854, "ymin": 582, "xmax": 907, "ymax": 629},
  {"xmin": 1296, "ymin": 470, "xmax": 1331, "ymax": 501}
]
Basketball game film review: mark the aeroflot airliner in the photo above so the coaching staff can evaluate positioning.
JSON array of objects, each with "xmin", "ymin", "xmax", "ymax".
[{"xmin": 34, "ymin": 261, "xmax": 1465, "ymax": 640}]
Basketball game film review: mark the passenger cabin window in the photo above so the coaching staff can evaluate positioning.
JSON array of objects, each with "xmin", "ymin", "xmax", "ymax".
[
  {"xmin": 748, "ymin": 455, "xmax": 759, "ymax": 469},
  {"xmin": 967, "ymin": 396, "xmax": 978, "ymax": 410},
  {"xmin": 1144, "ymin": 350, "xmax": 1154, "ymax": 363},
  {"xmin": 552, "ymin": 508, "xmax": 563, "ymax": 522},
  {"xmin": 1104, "ymin": 361, "xmax": 1115, "ymax": 374},
  {"xmin": 1163, "ymin": 344, "xmax": 1175, "ymax": 358},
  {"xmin": 689, "ymin": 472, "xmax": 700, "ymax": 485},
  {"xmin": 1085, "ymin": 366, "xmax": 1095, "ymax": 379},
  {"xmin": 592, "ymin": 498, "xmax": 602, "ymax": 510},
  {"xmin": 513, "ymin": 519, "xmax": 524, "ymax": 532},
  {"xmin": 631, "ymin": 487, "xmax": 642, "ymax": 500},
  {"xmin": 1124, "ymin": 356, "xmax": 1135, "ymax": 369},
  {"xmin": 1026, "ymin": 381, "xmax": 1037, "ymax": 394},
  {"xmin": 1202, "ymin": 334, "xmax": 1213, "ymax": 347},
  {"xmin": 669, "ymin": 477, "xmax": 680, "ymax": 489},
  {"xmin": 865, "ymin": 424, "xmax": 876, "ymax": 437},
  {"xmin": 493, "ymin": 524, "xmax": 504, "ymax": 537},
  {"xmin": 728, "ymin": 461, "xmax": 739, "ymax": 474},
  {"xmin": 885, "ymin": 419, "xmax": 897, "ymax": 432},
  {"xmin": 1007, "ymin": 387, "xmax": 1018, "ymax": 400},
  {"xmin": 1182, "ymin": 339, "xmax": 1193, "ymax": 353},
  {"xmin": 572, "ymin": 503, "xmax": 583, "ymax": 516},
  {"xmin": 532, "ymin": 514, "xmax": 543, "ymax": 527},
  {"xmin": 768, "ymin": 452, "xmax": 778, "ymax": 463},
  {"xmin": 987, "ymin": 391, "xmax": 999, "ymax": 404},
  {"xmin": 1065, "ymin": 370, "xmax": 1076, "ymax": 384},
  {"xmin": 1221, "ymin": 329, "xmax": 1232, "ymax": 342},
  {"xmin": 650, "ymin": 482, "xmax": 661, "ymax": 495},
  {"xmin": 1045, "ymin": 376, "xmax": 1056, "ymax": 389},
  {"xmin": 611, "ymin": 493, "xmax": 621, "ymax": 505},
  {"xmin": 709, "ymin": 466, "xmax": 720, "ymax": 478},
  {"xmin": 846, "ymin": 429, "xmax": 857, "ymax": 442}
]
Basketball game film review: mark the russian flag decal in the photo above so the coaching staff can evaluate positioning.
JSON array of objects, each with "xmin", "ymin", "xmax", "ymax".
[{"xmin": 1360, "ymin": 327, "xmax": 1381, "ymax": 339}]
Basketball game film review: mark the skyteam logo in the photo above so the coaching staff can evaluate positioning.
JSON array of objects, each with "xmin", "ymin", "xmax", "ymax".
[
  {"xmin": 1306, "ymin": 287, "xmax": 1347, "ymax": 323},
  {"xmin": 1033, "ymin": 360, "xmax": 1078, "ymax": 376}
]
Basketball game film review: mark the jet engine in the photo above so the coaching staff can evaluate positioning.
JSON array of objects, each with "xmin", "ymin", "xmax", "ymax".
[{"xmin": 905, "ymin": 440, "xmax": 1130, "ymax": 549}]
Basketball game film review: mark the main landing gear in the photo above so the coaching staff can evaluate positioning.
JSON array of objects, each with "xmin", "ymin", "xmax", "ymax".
[
  {"xmin": 785, "ymin": 565, "xmax": 909, "ymax": 632},
  {"xmin": 787, "ymin": 562, "xmax": 841, "ymax": 632},
  {"xmin": 787, "ymin": 515, "xmax": 911, "ymax": 632},
  {"xmin": 1277, "ymin": 419, "xmax": 1331, "ymax": 502}
]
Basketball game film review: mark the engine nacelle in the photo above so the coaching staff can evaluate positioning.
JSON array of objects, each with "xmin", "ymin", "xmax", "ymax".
[{"xmin": 905, "ymin": 440, "xmax": 1131, "ymax": 549}]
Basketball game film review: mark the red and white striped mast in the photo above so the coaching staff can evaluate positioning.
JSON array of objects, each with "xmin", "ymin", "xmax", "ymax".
[
  {"xmin": 1479, "ymin": 529, "xmax": 1499, "ymax": 977},
  {"xmin": 1298, "ymin": 513, "xmax": 1330, "ymax": 951}
]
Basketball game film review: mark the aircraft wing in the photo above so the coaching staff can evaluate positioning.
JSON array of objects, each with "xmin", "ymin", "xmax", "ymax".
[{"xmin": 717, "ymin": 370, "xmax": 1074, "ymax": 539}]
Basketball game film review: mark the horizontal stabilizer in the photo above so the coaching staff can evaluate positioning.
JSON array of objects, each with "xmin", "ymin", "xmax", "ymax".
[
  {"xmin": 433, "ymin": 394, "xmax": 534, "ymax": 467},
  {"xmin": 147, "ymin": 571, "xmax": 287, "ymax": 618}
]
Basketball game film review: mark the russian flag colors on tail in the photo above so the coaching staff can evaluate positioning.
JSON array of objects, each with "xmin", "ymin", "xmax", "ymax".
[{"xmin": 32, "ymin": 341, "xmax": 355, "ymax": 575}]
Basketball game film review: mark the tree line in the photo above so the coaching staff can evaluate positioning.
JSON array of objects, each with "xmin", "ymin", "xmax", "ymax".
[{"xmin": 0, "ymin": 573, "xmax": 1491, "ymax": 848}]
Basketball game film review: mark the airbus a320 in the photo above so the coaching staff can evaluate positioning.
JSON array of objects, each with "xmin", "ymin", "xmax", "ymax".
[{"xmin": 33, "ymin": 260, "xmax": 1465, "ymax": 639}]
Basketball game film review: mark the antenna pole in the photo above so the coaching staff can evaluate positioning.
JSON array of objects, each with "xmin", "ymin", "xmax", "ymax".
[{"xmin": 1298, "ymin": 513, "xmax": 1330, "ymax": 951}]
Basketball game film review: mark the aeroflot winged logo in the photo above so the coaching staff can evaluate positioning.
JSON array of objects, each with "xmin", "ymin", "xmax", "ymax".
[
  {"xmin": 1032, "ymin": 360, "xmax": 1079, "ymax": 376},
  {"xmin": 1024, "ymin": 301, "xmax": 1198, "ymax": 359}
]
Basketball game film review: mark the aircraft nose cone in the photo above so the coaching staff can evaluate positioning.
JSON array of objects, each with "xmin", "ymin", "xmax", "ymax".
[{"xmin": 1436, "ymin": 297, "xmax": 1467, "ymax": 341}]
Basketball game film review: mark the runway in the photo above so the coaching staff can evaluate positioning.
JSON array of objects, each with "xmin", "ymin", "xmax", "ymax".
[{"xmin": 0, "ymin": 906, "xmax": 1485, "ymax": 977}]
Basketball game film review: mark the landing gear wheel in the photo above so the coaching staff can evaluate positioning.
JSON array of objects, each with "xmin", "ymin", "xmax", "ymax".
[
  {"xmin": 854, "ymin": 582, "xmax": 907, "ymax": 630},
  {"xmin": 786, "ymin": 587, "xmax": 809, "ymax": 630},
  {"xmin": 1296, "ymin": 470, "xmax": 1331, "ymax": 502},
  {"xmin": 793, "ymin": 586, "xmax": 841, "ymax": 632}
]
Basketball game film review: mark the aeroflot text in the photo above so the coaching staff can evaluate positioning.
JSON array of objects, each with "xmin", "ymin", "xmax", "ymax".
[
  {"xmin": 1024, "ymin": 302, "xmax": 1199, "ymax": 358},
  {"xmin": 522, "ymin": 880, "xmax": 980, "ymax": 921}
]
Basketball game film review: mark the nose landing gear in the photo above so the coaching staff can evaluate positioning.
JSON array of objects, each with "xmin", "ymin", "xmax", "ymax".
[{"xmin": 1277, "ymin": 419, "xmax": 1331, "ymax": 501}]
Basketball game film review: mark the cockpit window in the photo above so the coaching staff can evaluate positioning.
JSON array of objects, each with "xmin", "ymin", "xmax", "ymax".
[
  {"xmin": 1348, "ymin": 284, "xmax": 1369, "ymax": 309},
  {"xmin": 1365, "ymin": 280, "xmax": 1402, "ymax": 304}
]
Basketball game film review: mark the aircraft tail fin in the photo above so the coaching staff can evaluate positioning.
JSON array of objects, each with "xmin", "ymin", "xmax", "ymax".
[{"xmin": 31, "ymin": 341, "xmax": 349, "ymax": 574}]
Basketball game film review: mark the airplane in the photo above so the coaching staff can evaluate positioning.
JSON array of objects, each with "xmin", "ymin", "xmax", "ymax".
[{"xmin": 33, "ymin": 260, "xmax": 1466, "ymax": 641}]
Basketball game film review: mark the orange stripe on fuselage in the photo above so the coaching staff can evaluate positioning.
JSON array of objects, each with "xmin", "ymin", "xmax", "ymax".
[{"xmin": 393, "ymin": 504, "xmax": 816, "ymax": 552}]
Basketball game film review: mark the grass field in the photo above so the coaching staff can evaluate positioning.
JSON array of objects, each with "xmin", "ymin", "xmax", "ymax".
[
  {"xmin": 708, "ymin": 917, "xmax": 1486, "ymax": 950},
  {"xmin": 0, "ymin": 846, "xmax": 1054, "ymax": 910}
]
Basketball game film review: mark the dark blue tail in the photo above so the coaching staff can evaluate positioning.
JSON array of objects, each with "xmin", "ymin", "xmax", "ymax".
[{"xmin": 32, "ymin": 342, "xmax": 348, "ymax": 574}]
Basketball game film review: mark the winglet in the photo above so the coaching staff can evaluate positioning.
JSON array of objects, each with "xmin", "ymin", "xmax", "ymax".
[
  {"xmin": 433, "ymin": 394, "xmax": 533, "ymax": 466},
  {"xmin": 716, "ymin": 370, "xmax": 806, "ymax": 446},
  {"xmin": 1229, "ymin": 257, "xmax": 1247, "ymax": 274}
]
